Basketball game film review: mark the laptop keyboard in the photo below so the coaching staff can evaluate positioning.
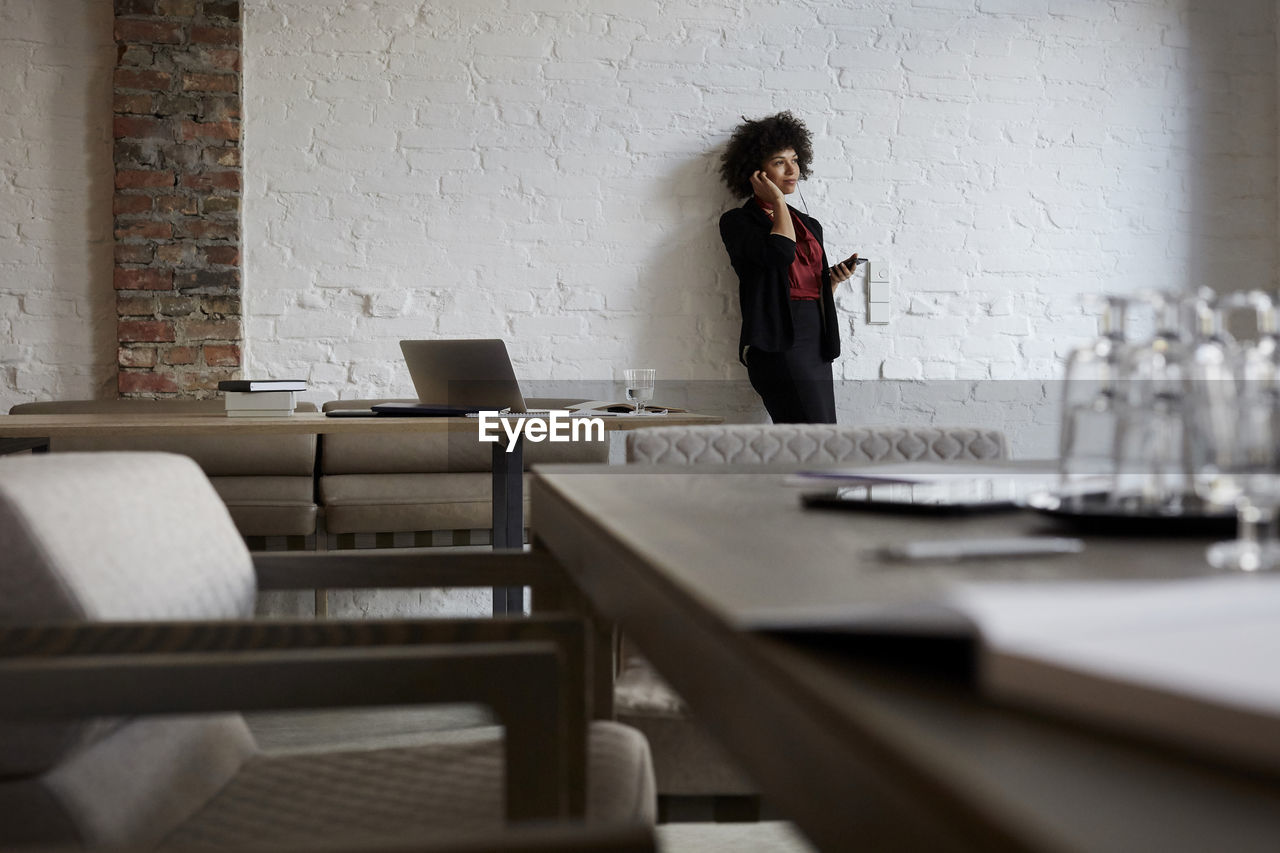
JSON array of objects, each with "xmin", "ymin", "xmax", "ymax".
[{"xmin": 499, "ymin": 407, "xmax": 554, "ymax": 416}]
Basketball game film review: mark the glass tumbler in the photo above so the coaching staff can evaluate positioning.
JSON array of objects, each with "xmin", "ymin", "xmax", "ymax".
[
  {"xmin": 1204, "ymin": 292, "xmax": 1280, "ymax": 571},
  {"xmin": 1204, "ymin": 370, "xmax": 1280, "ymax": 572},
  {"xmin": 1111, "ymin": 291, "xmax": 1192, "ymax": 513},
  {"xmin": 623, "ymin": 368, "xmax": 656, "ymax": 415},
  {"xmin": 1183, "ymin": 290, "xmax": 1239, "ymax": 510},
  {"xmin": 1058, "ymin": 295, "xmax": 1129, "ymax": 509}
]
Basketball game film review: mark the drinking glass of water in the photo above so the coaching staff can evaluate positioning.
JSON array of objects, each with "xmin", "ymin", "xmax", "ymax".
[{"xmin": 624, "ymin": 368, "xmax": 656, "ymax": 415}]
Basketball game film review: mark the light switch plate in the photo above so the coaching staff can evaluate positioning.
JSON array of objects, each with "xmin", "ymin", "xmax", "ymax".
[
  {"xmin": 868, "ymin": 280, "xmax": 890, "ymax": 302},
  {"xmin": 868, "ymin": 302, "xmax": 891, "ymax": 324}
]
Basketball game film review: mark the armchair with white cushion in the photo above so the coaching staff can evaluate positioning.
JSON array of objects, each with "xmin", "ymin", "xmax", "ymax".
[{"xmin": 0, "ymin": 451, "xmax": 655, "ymax": 851}]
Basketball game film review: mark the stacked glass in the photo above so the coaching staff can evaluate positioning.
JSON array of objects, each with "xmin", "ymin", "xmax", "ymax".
[
  {"xmin": 1203, "ymin": 292, "xmax": 1280, "ymax": 571},
  {"xmin": 1060, "ymin": 289, "xmax": 1280, "ymax": 572},
  {"xmin": 1058, "ymin": 295, "xmax": 1129, "ymax": 510}
]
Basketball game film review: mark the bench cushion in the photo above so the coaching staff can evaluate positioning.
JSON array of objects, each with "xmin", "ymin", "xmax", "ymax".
[
  {"xmin": 321, "ymin": 473, "xmax": 538, "ymax": 535},
  {"xmin": 320, "ymin": 399, "xmax": 608, "ymax": 473},
  {"xmin": 628, "ymin": 424, "xmax": 1009, "ymax": 465},
  {"xmin": 210, "ymin": 477, "xmax": 318, "ymax": 537},
  {"xmin": 319, "ymin": 399, "xmax": 606, "ymax": 535},
  {"xmin": 8, "ymin": 399, "xmax": 319, "ymax": 538}
]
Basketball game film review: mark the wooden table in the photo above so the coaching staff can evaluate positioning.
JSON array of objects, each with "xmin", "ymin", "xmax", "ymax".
[
  {"xmin": 0, "ymin": 410, "xmax": 722, "ymax": 613},
  {"xmin": 530, "ymin": 464, "xmax": 1280, "ymax": 852},
  {"xmin": 0, "ymin": 410, "xmax": 722, "ymax": 441}
]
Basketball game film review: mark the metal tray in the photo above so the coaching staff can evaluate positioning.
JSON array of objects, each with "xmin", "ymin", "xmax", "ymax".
[{"xmin": 1022, "ymin": 491, "xmax": 1235, "ymax": 536}]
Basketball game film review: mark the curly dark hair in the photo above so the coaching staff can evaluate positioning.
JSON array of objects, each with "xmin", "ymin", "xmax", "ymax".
[{"xmin": 718, "ymin": 111, "xmax": 814, "ymax": 199}]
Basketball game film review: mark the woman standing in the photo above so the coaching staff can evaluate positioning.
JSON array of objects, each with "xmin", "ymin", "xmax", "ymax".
[{"xmin": 718, "ymin": 112, "xmax": 857, "ymax": 424}]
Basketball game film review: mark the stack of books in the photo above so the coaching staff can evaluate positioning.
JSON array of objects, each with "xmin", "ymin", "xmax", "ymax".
[{"xmin": 218, "ymin": 379, "xmax": 306, "ymax": 418}]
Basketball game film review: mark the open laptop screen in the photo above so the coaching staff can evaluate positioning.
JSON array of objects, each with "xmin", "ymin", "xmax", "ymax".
[{"xmin": 398, "ymin": 339, "xmax": 530, "ymax": 412}]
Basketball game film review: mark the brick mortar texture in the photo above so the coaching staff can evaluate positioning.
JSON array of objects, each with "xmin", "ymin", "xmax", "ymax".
[
  {"xmin": 113, "ymin": 0, "xmax": 243, "ymax": 397},
  {"xmin": 2, "ymin": 1, "xmax": 1278, "ymax": 456}
]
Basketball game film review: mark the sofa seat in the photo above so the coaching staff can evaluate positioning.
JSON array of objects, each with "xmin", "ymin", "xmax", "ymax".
[
  {"xmin": 321, "ymin": 472, "xmax": 540, "ymax": 535},
  {"xmin": 7, "ymin": 399, "xmax": 319, "ymax": 541},
  {"xmin": 209, "ymin": 476, "xmax": 318, "ymax": 537},
  {"xmin": 319, "ymin": 399, "xmax": 607, "ymax": 542},
  {"xmin": 161, "ymin": 721, "xmax": 654, "ymax": 849}
]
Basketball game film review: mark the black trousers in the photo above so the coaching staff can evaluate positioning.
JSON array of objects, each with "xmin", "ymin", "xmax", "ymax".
[{"xmin": 745, "ymin": 299, "xmax": 836, "ymax": 424}]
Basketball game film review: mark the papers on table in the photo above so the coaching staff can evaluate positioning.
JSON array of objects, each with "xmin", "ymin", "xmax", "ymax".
[
  {"xmin": 789, "ymin": 461, "xmax": 1069, "ymax": 485},
  {"xmin": 960, "ymin": 576, "xmax": 1280, "ymax": 776},
  {"xmin": 788, "ymin": 462, "xmax": 1072, "ymax": 511},
  {"xmin": 748, "ymin": 574, "xmax": 1280, "ymax": 776}
]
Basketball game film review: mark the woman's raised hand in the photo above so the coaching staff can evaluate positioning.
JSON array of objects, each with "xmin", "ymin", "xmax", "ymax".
[
  {"xmin": 829, "ymin": 254, "xmax": 859, "ymax": 290},
  {"xmin": 830, "ymin": 257, "xmax": 856, "ymax": 284},
  {"xmin": 750, "ymin": 170, "xmax": 785, "ymax": 203}
]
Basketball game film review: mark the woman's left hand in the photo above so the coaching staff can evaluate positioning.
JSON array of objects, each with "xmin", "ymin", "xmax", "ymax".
[{"xmin": 829, "ymin": 254, "xmax": 858, "ymax": 286}]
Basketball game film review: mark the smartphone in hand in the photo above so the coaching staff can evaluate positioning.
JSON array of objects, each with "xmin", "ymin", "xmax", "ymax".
[{"xmin": 839, "ymin": 253, "xmax": 866, "ymax": 269}]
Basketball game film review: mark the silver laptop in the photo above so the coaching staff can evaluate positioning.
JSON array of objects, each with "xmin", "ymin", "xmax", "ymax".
[{"xmin": 379, "ymin": 339, "xmax": 546, "ymax": 415}]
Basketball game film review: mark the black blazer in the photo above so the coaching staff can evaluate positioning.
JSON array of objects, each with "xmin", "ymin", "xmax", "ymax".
[{"xmin": 719, "ymin": 199, "xmax": 841, "ymax": 366}]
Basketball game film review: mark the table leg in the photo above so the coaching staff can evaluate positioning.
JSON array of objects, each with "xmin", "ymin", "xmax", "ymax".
[{"xmin": 492, "ymin": 435, "xmax": 525, "ymax": 615}]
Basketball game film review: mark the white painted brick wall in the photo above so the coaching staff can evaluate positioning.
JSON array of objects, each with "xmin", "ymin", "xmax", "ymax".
[
  {"xmin": 0, "ymin": 0, "xmax": 115, "ymax": 406},
  {"xmin": 1, "ymin": 0, "xmax": 1277, "ymax": 461},
  {"xmin": 238, "ymin": 0, "xmax": 1275, "ymax": 457}
]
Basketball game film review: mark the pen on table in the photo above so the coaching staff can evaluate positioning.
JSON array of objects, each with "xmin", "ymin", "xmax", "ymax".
[{"xmin": 878, "ymin": 537, "xmax": 1085, "ymax": 562}]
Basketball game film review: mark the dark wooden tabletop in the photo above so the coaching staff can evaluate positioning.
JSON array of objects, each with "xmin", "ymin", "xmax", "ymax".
[{"xmin": 531, "ymin": 463, "xmax": 1280, "ymax": 853}]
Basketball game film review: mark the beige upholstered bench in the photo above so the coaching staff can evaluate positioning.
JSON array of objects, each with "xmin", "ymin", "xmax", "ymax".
[
  {"xmin": 7, "ymin": 399, "xmax": 319, "ymax": 548},
  {"xmin": 319, "ymin": 398, "xmax": 607, "ymax": 548},
  {"xmin": 627, "ymin": 423, "xmax": 1009, "ymax": 466}
]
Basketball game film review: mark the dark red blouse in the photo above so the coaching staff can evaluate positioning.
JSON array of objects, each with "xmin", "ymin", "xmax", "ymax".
[{"xmin": 757, "ymin": 199, "xmax": 823, "ymax": 300}]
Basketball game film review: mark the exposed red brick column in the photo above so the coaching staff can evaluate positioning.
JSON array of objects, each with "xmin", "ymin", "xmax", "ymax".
[{"xmin": 113, "ymin": 0, "xmax": 242, "ymax": 397}]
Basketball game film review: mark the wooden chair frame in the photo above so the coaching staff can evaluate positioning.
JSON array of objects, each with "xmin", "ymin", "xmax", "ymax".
[
  {"xmin": 254, "ymin": 548, "xmax": 619, "ymax": 721},
  {"xmin": 0, "ymin": 549, "xmax": 624, "ymax": 832}
]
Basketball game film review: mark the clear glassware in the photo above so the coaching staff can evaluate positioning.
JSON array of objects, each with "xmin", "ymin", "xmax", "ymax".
[
  {"xmin": 1225, "ymin": 290, "xmax": 1280, "ymax": 389},
  {"xmin": 623, "ymin": 368, "xmax": 656, "ymax": 415},
  {"xmin": 1203, "ymin": 369, "xmax": 1280, "ymax": 571},
  {"xmin": 1058, "ymin": 295, "xmax": 1129, "ymax": 510},
  {"xmin": 1111, "ymin": 290, "xmax": 1194, "ymax": 513},
  {"xmin": 1183, "ymin": 289, "xmax": 1239, "ymax": 510},
  {"xmin": 1232, "ymin": 293, "xmax": 1280, "ymax": 492},
  {"xmin": 1204, "ymin": 291, "xmax": 1280, "ymax": 572},
  {"xmin": 1206, "ymin": 476, "xmax": 1280, "ymax": 572}
]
